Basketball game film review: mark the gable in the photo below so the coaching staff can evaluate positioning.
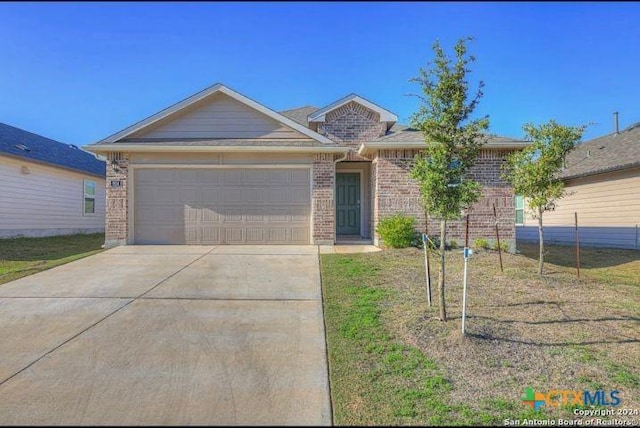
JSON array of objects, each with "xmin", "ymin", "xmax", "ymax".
[
  {"xmin": 325, "ymin": 101, "xmax": 380, "ymax": 124},
  {"xmin": 308, "ymin": 94, "xmax": 397, "ymax": 125},
  {"xmin": 127, "ymin": 92, "xmax": 308, "ymax": 141}
]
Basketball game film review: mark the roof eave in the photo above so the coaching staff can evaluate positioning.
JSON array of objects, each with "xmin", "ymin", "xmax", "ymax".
[
  {"xmin": 358, "ymin": 141, "xmax": 531, "ymax": 156},
  {"xmin": 85, "ymin": 144, "xmax": 350, "ymax": 154},
  {"xmin": 561, "ymin": 162, "xmax": 640, "ymax": 181}
]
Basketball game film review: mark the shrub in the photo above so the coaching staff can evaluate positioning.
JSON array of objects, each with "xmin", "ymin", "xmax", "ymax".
[
  {"xmin": 376, "ymin": 213, "xmax": 418, "ymax": 248},
  {"xmin": 474, "ymin": 237, "xmax": 490, "ymax": 250},
  {"xmin": 492, "ymin": 240, "xmax": 509, "ymax": 252},
  {"xmin": 448, "ymin": 239, "xmax": 458, "ymax": 249}
]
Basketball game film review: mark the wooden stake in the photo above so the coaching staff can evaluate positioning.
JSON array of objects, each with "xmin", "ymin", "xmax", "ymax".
[
  {"xmin": 493, "ymin": 203, "xmax": 504, "ymax": 273},
  {"xmin": 424, "ymin": 209, "xmax": 432, "ymax": 306},
  {"xmin": 465, "ymin": 213, "xmax": 470, "ymax": 249},
  {"xmin": 462, "ymin": 214, "xmax": 470, "ymax": 335},
  {"xmin": 575, "ymin": 212, "xmax": 580, "ymax": 278}
]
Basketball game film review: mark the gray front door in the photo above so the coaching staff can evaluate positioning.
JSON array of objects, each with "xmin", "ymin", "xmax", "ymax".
[{"xmin": 336, "ymin": 173, "xmax": 360, "ymax": 235}]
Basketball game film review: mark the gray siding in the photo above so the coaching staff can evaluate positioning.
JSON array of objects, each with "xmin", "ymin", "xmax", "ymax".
[
  {"xmin": 516, "ymin": 225, "xmax": 640, "ymax": 250},
  {"xmin": 0, "ymin": 155, "xmax": 106, "ymax": 238},
  {"xmin": 129, "ymin": 93, "xmax": 306, "ymax": 140}
]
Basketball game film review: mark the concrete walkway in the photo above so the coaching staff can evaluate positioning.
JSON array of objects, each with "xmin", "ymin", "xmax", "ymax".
[{"xmin": 0, "ymin": 245, "xmax": 331, "ymax": 426}]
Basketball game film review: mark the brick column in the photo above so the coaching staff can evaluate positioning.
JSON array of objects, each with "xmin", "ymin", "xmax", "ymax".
[
  {"xmin": 105, "ymin": 152, "xmax": 129, "ymax": 248},
  {"xmin": 312, "ymin": 154, "xmax": 336, "ymax": 245}
]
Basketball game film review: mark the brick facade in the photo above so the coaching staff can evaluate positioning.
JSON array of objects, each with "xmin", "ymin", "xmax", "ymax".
[
  {"xmin": 105, "ymin": 152, "xmax": 129, "ymax": 248},
  {"xmin": 317, "ymin": 101, "xmax": 387, "ymax": 161},
  {"xmin": 372, "ymin": 148, "xmax": 516, "ymax": 251},
  {"xmin": 100, "ymin": 97, "xmax": 518, "ymax": 249},
  {"xmin": 312, "ymin": 153, "xmax": 337, "ymax": 245}
]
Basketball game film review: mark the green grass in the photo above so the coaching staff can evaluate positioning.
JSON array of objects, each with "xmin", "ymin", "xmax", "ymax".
[
  {"xmin": 322, "ymin": 255, "xmax": 449, "ymax": 425},
  {"xmin": 320, "ymin": 246, "xmax": 640, "ymax": 425},
  {"xmin": 321, "ymin": 253, "xmax": 553, "ymax": 425},
  {"xmin": 0, "ymin": 233, "xmax": 105, "ymax": 284}
]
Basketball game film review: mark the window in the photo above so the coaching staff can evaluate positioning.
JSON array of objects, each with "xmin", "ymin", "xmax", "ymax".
[
  {"xmin": 84, "ymin": 180, "xmax": 96, "ymax": 215},
  {"xmin": 515, "ymin": 195, "xmax": 524, "ymax": 225}
]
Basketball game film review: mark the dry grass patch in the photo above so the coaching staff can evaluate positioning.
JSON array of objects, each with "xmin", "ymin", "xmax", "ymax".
[{"xmin": 321, "ymin": 245, "xmax": 639, "ymax": 425}]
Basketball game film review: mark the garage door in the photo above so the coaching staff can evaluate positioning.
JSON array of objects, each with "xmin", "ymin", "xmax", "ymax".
[{"xmin": 133, "ymin": 168, "xmax": 311, "ymax": 244}]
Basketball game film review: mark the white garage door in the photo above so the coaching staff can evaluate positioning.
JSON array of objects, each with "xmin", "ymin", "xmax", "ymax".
[{"xmin": 133, "ymin": 168, "xmax": 311, "ymax": 244}]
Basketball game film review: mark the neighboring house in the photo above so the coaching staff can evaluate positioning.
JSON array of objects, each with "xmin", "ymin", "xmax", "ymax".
[
  {"xmin": 85, "ymin": 83, "xmax": 528, "ymax": 248},
  {"xmin": 517, "ymin": 122, "xmax": 640, "ymax": 250},
  {"xmin": 0, "ymin": 123, "xmax": 106, "ymax": 238}
]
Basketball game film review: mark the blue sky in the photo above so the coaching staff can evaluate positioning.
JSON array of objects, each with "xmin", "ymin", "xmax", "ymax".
[{"xmin": 1, "ymin": 2, "xmax": 639, "ymax": 146}]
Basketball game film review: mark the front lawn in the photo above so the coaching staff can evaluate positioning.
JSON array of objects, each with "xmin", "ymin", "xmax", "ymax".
[
  {"xmin": 320, "ymin": 245, "xmax": 640, "ymax": 425},
  {"xmin": 0, "ymin": 233, "xmax": 105, "ymax": 285}
]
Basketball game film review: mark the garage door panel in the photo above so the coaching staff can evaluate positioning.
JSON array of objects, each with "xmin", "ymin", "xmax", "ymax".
[
  {"xmin": 245, "ymin": 210, "xmax": 265, "ymax": 222},
  {"xmin": 221, "ymin": 188, "xmax": 243, "ymax": 204},
  {"xmin": 268, "ymin": 170, "xmax": 289, "ymax": 183},
  {"xmin": 246, "ymin": 228, "xmax": 265, "ymax": 243},
  {"xmin": 200, "ymin": 228, "xmax": 220, "ymax": 244},
  {"xmin": 222, "ymin": 208, "xmax": 243, "ymax": 223},
  {"xmin": 200, "ymin": 188, "xmax": 220, "ymax": 203},
  {"xmin": 267, "ymin": 228, "xmax": 288, "ymax": 242},
  {"xmin": 179, "ymin": 189, "xmax": 198, "ymax": 204},
  {"xmin": 243, "ymin": 188, "xmax": 265, "ymax": 203},
  {"xmin": 222, "ymin": 170, "xmax": 242, "ymax": 184},
  {"xmin": 291, "ymin": 228, "xmax": 309, "ymax": 242},
  {"xmin": 224, "ymin": 228, "xmax": 244, "ymax": 243},
  {"xmin": 134, "ymin": 168, "xmax": 310, "ymax": 244},
  {"xmin": 201, "ymin": 208, "xmax": 220, "ymax": 223},
  {"xmin": 184, "ymin": 207, "xmax": 199, "ymax": 223},
  {"xmin": 290, "ymin": 188, "xmax": 311, "ymax": 202},
  {"xmin": 266, "ymin": 188, "xmax": 290, "ymax": 204},
  {"xmin": 196, "ymin": 169, "xmax": 221, "ymax": 183},
  {"xmin": 136, "ymin": 206, "xmax": 182, "ymax": 223},
  {"xmin": 136, "ymin": 226, "xmax": 185, "ymax": 245},
  {"xmin": 290, "ymin": 169, "xmax": 310, "ymax": 182},
  {"xmin": 244, "ymin": 170, "xmax": 268, "ymax": 183}
]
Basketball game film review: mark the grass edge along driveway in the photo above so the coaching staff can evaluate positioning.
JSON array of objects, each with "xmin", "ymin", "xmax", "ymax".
[
  {"xmin": 320, "ymin": 247, "xmax": 639, "ymax": 426},
  {"xmin": 0, "ymin": 233, "xmax": 105, "ymax": 285}
]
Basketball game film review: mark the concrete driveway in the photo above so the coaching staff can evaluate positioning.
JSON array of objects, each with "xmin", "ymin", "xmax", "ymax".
[{"xmin": 0, "ymin": 245, "xmax": 331, "ymax": 426}]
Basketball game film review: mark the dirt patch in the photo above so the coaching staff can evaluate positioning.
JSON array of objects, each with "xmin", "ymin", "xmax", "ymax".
[{"xmin": 376, "ymin": 246, "xmax": 640, "ymax": 414}]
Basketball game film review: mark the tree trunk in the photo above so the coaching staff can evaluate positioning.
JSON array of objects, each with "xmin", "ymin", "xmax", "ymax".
[
  {"xmin": 438, "ymin": 219, "xmax": 447, "ymax": 321},
  {"xmin": 424, "ymin": 208, "xmax": 432, "ymax": 306},
  {"xmin": 538, "ymin": 207, "xmax": 544, "ymax": 276}
]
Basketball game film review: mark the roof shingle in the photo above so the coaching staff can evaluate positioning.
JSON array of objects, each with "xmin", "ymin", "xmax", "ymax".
[
  {"xmin": 373, "ymin": 124, "xmax": 527, "ymax": 147},
  {"xmin": 0, "ymin": 123, "xmax": 105, "ymax": 177},
  {"xmin": 279, "ymin": 106, "xmax": 319, "ymax": 127},
  {"xmin": 561, "ymin": 123, "xmax": 640, "ymax": 179}
]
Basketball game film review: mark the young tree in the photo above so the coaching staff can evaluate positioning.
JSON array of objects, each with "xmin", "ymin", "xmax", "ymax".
[
  {"xmin": 409, "ymin": 37, "xmax": 489, "ymax": 321},
  {"xmin": 502, "ymin": 120, "xmax": 586, "ymax": 275}
]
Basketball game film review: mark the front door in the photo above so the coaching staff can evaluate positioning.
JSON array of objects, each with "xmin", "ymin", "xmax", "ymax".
[{"xmin": 336, "ymin": 173, "xmax": 361, "ymax": 236}]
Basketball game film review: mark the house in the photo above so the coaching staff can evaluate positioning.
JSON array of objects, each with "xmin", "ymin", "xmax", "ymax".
[
  {"xmin": 517, "ymin": 120, "xmax": 640, "ymax": 250},
  {"xmin": 85, "ymin": 83, "xmax": 528, "ymax": 248},
  {"xmin": 0, "ymin": 123, "xmax": 106, "ymax": 238}
]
